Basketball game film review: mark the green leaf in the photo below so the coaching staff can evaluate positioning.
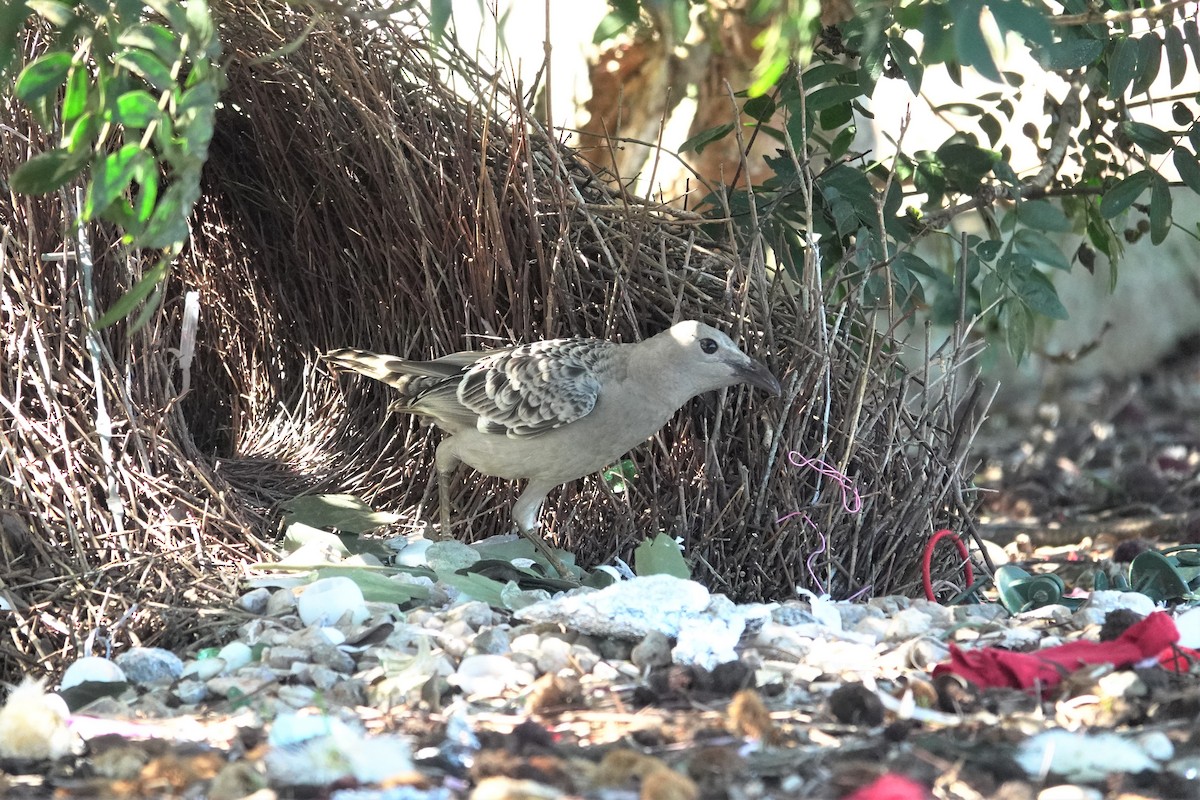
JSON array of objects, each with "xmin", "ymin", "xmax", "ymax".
[
  {"xmin": 1015, "ymin": 199, "xmax": 1072, "ymax": 232},
  {"xmin": 680, "ymin": 122, "xmax": 734, "ymax": 154},
  {"xmin": 113, "ymin": 89, "xmax": 161, "ymax": 127},
  {"xmin": 935, "ymin": 141, "xmax": 1000, "ymax": 191},
  {"xmin": 1099, "ymin": 170, "xmax": 1152, "ymax": 217},
  {"xmin": 1013, "ymin": 228, "xmax": 1071, "ymax": 270},
  {"xmin": 801, "ymin": 62, "xmax": 854, "ymax": 87},
  {"xmin": 932, "ymin": 102, "xmax": 982, "ymax": 116},
  {"xmin": 314, "ymin": 567, "xmax": 429, "ymax": 604},
  {"xmin": 1015, "ymin": 268, "xmax": 1068, "ymax": 320},
  {"xmin": 1085, "ymin": 200, "xmax": 1122, "ymax": 265},
  {"xmin": 95, "ymin": 257, "xmax": 169, "ymax": 329},
  {"xmin": 996, "ymin": 251, "xmax": 1033, "ymax": 281},
  {"xmin": 132, "ymin": 158, "xmax": 159, "ymax": 223},
  {"xmin": 116, "ymin": 48, "xmax": 174, "ymax": 92},
  {"xmin": 1000, "ymin": 300, "xmax": 1031, "ymax": 362},
  {"xmin": 1173, "ymin": 102, "xmax": 1195, "ymax": 127},
  {"xmin": 594, "ymin": 0, "xmax": 639, "ymax": 43},
  {"xmin": 819, "ymin": 100, "xmax": 852, "ymax": 130},
  {"xmin": 281, "ymin": 494, "xmax": 401, "ymax": 534},
  {"xmin": 62, "ymin": 111, "xmax": 96, "ymax": 153},
  {"xmin": 954, "ymin": 1, "xmax": 1001, "ymax": 82},
  {"xmin": 976, "ymin": 238, "xmax": 1003, "ymax": 261},
  {"xmin": 990, "ymin": 0, "xmax": 1051, "ymax": 47},
  {"xmin": 633, "ymin": 533, "xmax": 690, "ymax": 579},
  {"xmin": 667, "ymin": 0, "xmax": 690, "ymax": 41},
  {"xmin": 0, "ymin": 2, "xmax": 30, "ymax": 82},
  {"xmin": 61, "ymin": 61, "xmax": 89, "ymax": 127},
  {"xmin": 743, "ymin": 94, "xmax": 775, "ymax": 121},
  {"xmin": 184, "ymin": 0, "xmax": 215, "ymax": 49},
  {"xmin": 429, "ymin": 0, "xmax": 451, "ymax": 42},
  {"xmin": 1149, "ymin": 173, "xmax": 1172, "ymax": 245},
  {"xmin": 11, "ymin": 148, "xmax": 88, "ymax": 194},
  {"xmin": 829, "ymin": 125, "xmax": 856, "ymax": 160},
  {"xmin": 15, "ymin": 51, "xmax": 71, "ymax": 105},
  {"xmin": 749, "ymin": 54, "xmax": 789, "ymax": 97},
  {"xmin": 178, "ymin": 79, "xmax": 218, "ymax": 154},
  {"xmin": 1185, "ymin": 20, "xmax": 1200, "ymax": 64},
  {"xmin": 888, "ymin": 35, "xmax": 923, "ymax": 94},
  {"xmin": 1130, "ymin": 32, "xmax": 1162, "ymax": 96},
  {"xmin": 892, "ymin": 250, "xmax": 938, "ymax": 279},
  {"xmin": 142, "ymin": 0, "xmax": 188, "ymax": 31},
  {"xmin": 1174, "ymin": 148, "xmax": 1200, "ymax": 195},
  {"xmin": 1034, "ymin": 36, "xmax": 1104, "ymax": 70},
  {"xmin": 1108, "ymin": 36, "xmax": 1139, "ymax": 99},
  {"xmin": 1121, "ymin": 121, "xmax": 1173, "ymax": 154},
  {"xmin": 138, "ymin": 181, "xmax": 190, "ymax": 249},
  {"xmin": 117, "ymin": 23, "xmax": 180, "ymax": 64},
  {"xmin": 27, "ymin": 0, "xmax": 73, "ymax": 27},
  {"xmin": 85, "ymin": 143, "xmax": 144, "ymax": 219},
  {"xmin": 805, "ymin": 84, "xmax": 863, "ymax": 112},
  {"xmin": 437, "ymin": 571, "xmax": 508, "ymax": 607},
  {"xmin": 601, "ymin": 458, "xmax": 638, "ymax": 493},
  {"xmin": 1165, "ymin": 25, "xmax": 1188, "ymax": 87},
  {"xmin": 979, "ymin": 113, "xmax": 1002, "ymax": 146}
]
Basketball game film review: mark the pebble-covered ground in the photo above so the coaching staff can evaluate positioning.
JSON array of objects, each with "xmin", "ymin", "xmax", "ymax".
[{"xmin": 3, "ymin": 561, "xmax": 1200, "ymax": 800}]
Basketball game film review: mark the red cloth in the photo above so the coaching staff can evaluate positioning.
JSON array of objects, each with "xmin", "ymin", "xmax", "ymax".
[
  {"xmin": 1159, "ymin": 644, "xmax": 1200, "ymax": 672},
  {"xmin": 933, "ymin": 610, "xmax": 1179, "ymax": 691},
  {"xmin": 843, "ymin": 774, "xmax": 929, "ymax": 800}
]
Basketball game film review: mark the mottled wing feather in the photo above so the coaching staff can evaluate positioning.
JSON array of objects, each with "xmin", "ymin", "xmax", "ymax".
[
  {"xmin": 328, "ymin": 340, "xmax": 615, "ymax": 438},
  {"xmin": 455, "ymin": 338, "xmax": 614, "ymax": 437}
]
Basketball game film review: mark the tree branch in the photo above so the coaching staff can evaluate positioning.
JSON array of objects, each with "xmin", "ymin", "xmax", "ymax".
[{"xmin": 1052, "ymin": 0, "xmax": 1197, "ymax": 27}]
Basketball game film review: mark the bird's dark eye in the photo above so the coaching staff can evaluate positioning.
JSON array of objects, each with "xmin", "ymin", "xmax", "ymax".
[{"xmin": 699, "ymin": 337, "xmax": 718, "ymax": 354}]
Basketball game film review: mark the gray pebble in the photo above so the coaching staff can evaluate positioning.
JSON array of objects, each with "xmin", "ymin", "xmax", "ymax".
[
  {"xmin": 237, "ymin": 588, "xmax": 271, "ymax": 615},
  {"xmin": 536, "ymin": 636, "xmax": 573, "ymax": 675},
  {"xmin": 597, "ymin": 637, "xmax": 633, "ymax": 661},
  {"xmin": 115, "ymin": 648, "xmax": 183, "ymax": 685},
  {"xmin": 630, "ymin": 630, "xmax": 672, "ymax": 669},
  {"xmin": 472, "ymin": 628, "xmax": 512, "ymax": 656}
]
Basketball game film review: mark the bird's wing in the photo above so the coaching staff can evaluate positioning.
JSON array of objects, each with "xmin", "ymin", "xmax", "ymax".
[{"xmin": 452, "ymin": 338, "xmax": 616, "ymax": 437}]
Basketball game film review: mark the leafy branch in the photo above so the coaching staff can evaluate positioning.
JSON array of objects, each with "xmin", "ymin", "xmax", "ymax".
[{"xmin": 5, "ymin": 0, "xmax": 222, "ymax": 328}]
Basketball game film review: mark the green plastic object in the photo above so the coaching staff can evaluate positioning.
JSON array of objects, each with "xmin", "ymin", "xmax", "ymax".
[
  {"xmin": 1129, "ymin": 549, "xmax": 1195, "ymax": 603},
  {"xmin": 995, "ymin": 564, "xmax": 1074, "ymax": 613}
]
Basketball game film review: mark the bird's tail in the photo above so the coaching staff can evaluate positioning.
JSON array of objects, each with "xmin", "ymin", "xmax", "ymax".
[{"xmin": 324, "ymin": 348, "xmax": 445, "ymax": 393}]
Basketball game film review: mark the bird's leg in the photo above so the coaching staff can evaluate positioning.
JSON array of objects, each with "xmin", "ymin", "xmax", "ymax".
[
  {"xmin": 433, "ymin": 442, "xmax": 461, "ymax": 542},
  {"xmin": 513, "ymin": 487, "xmax": 576, "ymax": 580},
  {"xmin": 434, "ymin": 469, "xmax": 453, "ymax": 541}
]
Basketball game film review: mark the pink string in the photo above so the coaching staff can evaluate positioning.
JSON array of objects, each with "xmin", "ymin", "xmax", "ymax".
[
  {"xmin": 777, "ymin": 452, "xmax": 867, "ymax": 598},
  {"xmin": 786, "ymin": 452, "xmax": 862, "ymax": 513}
]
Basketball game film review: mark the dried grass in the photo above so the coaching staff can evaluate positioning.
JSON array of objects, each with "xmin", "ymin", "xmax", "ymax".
[{"xmin": 0, "ymin": 2, "xmax": 986, "ymax": 680}]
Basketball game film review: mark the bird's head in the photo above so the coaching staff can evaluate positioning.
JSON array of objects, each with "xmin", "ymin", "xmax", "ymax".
[{"xmin": 651, "ymin": 320, "xmax": 782, "ymax": 397}]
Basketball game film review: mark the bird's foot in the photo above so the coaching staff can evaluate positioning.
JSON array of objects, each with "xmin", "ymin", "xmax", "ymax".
[
  {"xmin": 423, "ymin": 519, "xmax": 447, "ymax": 542},
  {"xmin": 517, "ymin": 526, "xmax": 577, "ymax": 582}
]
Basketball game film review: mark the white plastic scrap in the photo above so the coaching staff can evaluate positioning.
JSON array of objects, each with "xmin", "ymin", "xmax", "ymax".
[
  {"xmin": 1016, "ymin": 730, "xmax": 1166, "ymax": 782},
  {"xmin": 265, "ymin": 711, "xmax": 412, "ymax": 786}
]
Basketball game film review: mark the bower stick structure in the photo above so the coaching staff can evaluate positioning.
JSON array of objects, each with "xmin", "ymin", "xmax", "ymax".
[{"xmin": 0, "ymin": 1, "xmax": 986, "ymax": 681}]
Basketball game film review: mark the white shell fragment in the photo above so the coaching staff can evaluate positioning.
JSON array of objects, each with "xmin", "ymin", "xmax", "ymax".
[
  {"xmin": 297, "ymin": 576, "xmax": 369, "ymax": 626},
  {"xmin": 60, "ymin": 657, "xmax": 128, "ymax": 689}
]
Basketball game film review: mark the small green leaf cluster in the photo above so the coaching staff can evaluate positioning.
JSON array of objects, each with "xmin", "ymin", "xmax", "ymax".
[{"xmin": 5, "ymin": 0, "xmax": 222, "ymax": 328}]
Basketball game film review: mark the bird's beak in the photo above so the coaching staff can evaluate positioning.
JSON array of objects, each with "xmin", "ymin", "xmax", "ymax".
[{"xmin": 736, "ymin": 358, "xmax": 782, "ymax": 396}]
